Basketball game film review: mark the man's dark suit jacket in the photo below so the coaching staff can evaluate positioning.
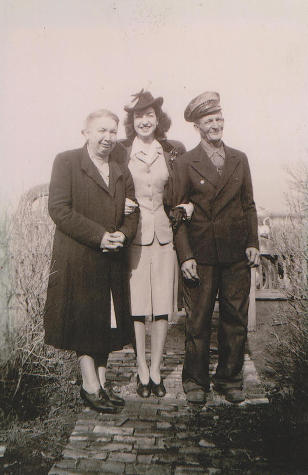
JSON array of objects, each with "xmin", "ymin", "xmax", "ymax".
[{"xmin": 173, "ymin": 143, "xmax": 259, "ymax": 266}]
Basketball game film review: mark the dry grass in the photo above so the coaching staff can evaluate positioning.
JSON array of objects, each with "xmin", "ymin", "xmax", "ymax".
[
  {"xmin": 0, "ymin": 184, "xmax": 77, "ymax": 403},
  {"xmin": 267, "ymin": 163, "xmax": 308, "ymax": 401}
]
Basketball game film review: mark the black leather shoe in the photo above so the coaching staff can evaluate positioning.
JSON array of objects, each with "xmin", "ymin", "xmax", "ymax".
[
  {"xmin": 136, "ymin": 375, "xmax": 151, "ymax": 398},
  {"xmin": 184, "ymin": 380, "xmax": 207, "ymax": 405},
  {"xmin": 102, "ymin": 384, "xmax": 125, "ymax": 406},
  {"xmin": 80, "ymin": 387, "xmax": 117, "ymax": 413},
  {"xmin": 150, "ymin": 378, "xmax": 166, "ymax": 398}
]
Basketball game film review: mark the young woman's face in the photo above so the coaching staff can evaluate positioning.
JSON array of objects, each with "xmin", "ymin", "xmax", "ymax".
[{"xmin": 133, "ymin": 107, "xmax": 158, "ymax": 139}]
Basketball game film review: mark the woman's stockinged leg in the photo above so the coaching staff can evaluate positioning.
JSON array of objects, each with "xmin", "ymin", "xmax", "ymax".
[
  {"xmin": 78, "ymin": 354, "xmax": 100, "ymax": 394},
  {"xmin": 150, "ymin": 317, "xmax": 168, "ymax": 384},
  {"xmin": 94, "ymin": 353, "xmax": 109, "ymax": 389},
  {"xmin": 134, "ymin": 320, "xmax": 149, "ymax": 384},
  {"xmin": 97, "ymin": 366, "xmax": 107, "ymax": 388}
]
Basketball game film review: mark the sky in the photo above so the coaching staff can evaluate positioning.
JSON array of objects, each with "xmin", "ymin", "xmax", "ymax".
[{"xmin": 1, "ymin": 0, "xmax": 308, "ymax": 214}]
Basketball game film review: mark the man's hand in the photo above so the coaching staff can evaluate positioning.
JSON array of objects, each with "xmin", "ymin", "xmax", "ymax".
[
  {"xmin": 175, "ymin": 202, "xmax": 194, "ymax": 220},
  {"xmin": 245, "ymin": 247, "xmax": 260, "ymax": 267},
  {"xmin": 101, "ymin": 231, "xmax": 125, "ymax": 251},
  {"xmin": 181, "ymin": 258, "xmax": 199, "ymax": 280}
]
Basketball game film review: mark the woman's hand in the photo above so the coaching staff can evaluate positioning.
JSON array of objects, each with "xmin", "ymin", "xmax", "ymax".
[
  {"xmin": 101, "ymin": 231, "xmax": 125, "ymax": 252},
  {"xmin": 125, "ymin": 198, "xmax": 139, "ymax": 215}
]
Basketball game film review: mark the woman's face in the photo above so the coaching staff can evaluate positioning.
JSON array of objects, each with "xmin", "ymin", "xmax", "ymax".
[{"xmin": 133, "ymin": 107, "xmax": 158, "ymax": 140}]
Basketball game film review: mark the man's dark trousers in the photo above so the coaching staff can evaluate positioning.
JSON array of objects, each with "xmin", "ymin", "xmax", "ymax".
[{"xmin": 182, "ymin": 260, "xmax": 251, "ymax": 392}]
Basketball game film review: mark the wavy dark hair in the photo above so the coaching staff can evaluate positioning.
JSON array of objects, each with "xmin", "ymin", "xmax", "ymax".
[{"xmin": 124, "ymin": 104, "xmax": 172, "ymax": 141}]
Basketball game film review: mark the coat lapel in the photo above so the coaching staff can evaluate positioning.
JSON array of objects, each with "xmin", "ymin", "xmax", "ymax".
[
  {"xmin": 120, "ymin": 138, "xmax": 173, "ymax": 176},
  {"xmin": 190, "ymin": 144, "xmax": 220, "ymax": 188},
  {"xmin": 81, "ymin": 145, "xmax": 110, "ymax": 194},
  {"xmin": 81, "ymin": 145, "xmax": 123, "ymax": 196},
  {"xmin": 215, "ymin": 145, "xmax": 240, "ymax": 197},
  {"xmin": 158, "ymin": 139, "xmax": 176, "ymax": 175},
  {"xmin": 108, "ymin": 155, "xmax": 123, "ymax": 197}
]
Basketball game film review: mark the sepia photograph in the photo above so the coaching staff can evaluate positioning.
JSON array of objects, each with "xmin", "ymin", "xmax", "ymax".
[{"xmin": 0, "ymin": 1, "xmax": 307, "ymax": 473}]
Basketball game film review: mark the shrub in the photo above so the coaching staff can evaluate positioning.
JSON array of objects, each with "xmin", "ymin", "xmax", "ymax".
[
  {"xmin": 268, "ymin": 163, "xmax": 308, "ymax": 402},
  {"xmin": 0, "ymin": 185, "xmax": 76, "ymax": 404}
]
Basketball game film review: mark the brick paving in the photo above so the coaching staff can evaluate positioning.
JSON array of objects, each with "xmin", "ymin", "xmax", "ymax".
[{"xmin": 49, "ymin": 317, "xmax": 268, "ymax": 475}]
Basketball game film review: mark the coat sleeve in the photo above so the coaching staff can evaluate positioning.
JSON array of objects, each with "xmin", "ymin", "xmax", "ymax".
[
  {"xmin": 118, "ymin": 166, "xmax": 139, "ymax": 245},
  {"xmin": 164, "ymin": 141, "xmax": 187, "ymax": 210},
  {"xmin": 172, "ymin": 157, "xmax": 195, "ymax": 265},
  {"xmin": 241, "ymin": 155, "xmax": 259, "ymax": 249},
  {"xmin": 48, "ymin": 154, "xmax": 106, "ymax": 249}
]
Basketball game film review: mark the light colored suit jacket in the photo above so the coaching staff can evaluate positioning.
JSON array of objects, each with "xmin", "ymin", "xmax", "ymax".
[{"xmin": 116, "ymin": 138, "xmax": 186, "ymax": 245}]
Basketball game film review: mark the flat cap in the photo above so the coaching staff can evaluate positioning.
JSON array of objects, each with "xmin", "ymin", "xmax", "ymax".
[{"xmin": 184, "ymin": 91, "xmax": 221, "ymax": 122}]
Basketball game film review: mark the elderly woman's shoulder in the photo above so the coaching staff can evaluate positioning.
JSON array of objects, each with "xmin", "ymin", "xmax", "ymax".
[
  {"xmin": 53, "ymin": 147, "xmax": 84, "ymax": 164},
  {"xmin": 112, "ymin": 140, "xmax": 131, "ymax": 165}
]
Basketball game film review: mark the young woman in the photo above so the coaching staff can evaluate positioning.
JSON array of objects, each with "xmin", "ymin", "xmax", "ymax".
[{"xmin": 119, "ymin": 90, "xmax": 189, "ymax": 398}]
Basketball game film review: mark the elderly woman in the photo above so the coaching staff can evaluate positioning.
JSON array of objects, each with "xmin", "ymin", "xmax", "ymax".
[
  {"xmin": 44, "ymin": 109, "xmax": 139, "ymax": 412},
  {"xmin": 118, "ymin": 90, "xmax": 188, "ymax": 398}
]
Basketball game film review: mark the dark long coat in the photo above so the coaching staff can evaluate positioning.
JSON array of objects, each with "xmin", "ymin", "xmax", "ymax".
[
  {"xmin": 173, "ymin": 143, "xmax": 259, "ymax": 265},
  {"xmin": 44, "ymin": 145, "xmax": 139, "ymax": 354}
]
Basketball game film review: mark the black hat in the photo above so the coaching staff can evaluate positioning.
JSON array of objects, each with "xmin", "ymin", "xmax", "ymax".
[{"xmin": 124, "ymin": 89, "xmax": 163, "ymax": 112}]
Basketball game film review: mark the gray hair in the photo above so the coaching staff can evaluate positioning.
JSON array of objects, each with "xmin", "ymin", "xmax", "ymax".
[{"xmin": 84, "ymin": 109, "xmax": 119, "ymax": 130}]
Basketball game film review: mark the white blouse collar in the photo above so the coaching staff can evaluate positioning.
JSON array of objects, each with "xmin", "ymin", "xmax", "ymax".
[{"xmin": 131, "ymin": 136, "xmax": 163, "ymax": 158}]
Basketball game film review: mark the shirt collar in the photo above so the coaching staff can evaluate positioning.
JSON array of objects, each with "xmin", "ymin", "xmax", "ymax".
[
  {"xmin": 201, "ymin": 140, "xmax": 225, "ymax": 159},
  {"xmin": 131, "ymin": 136, "xmax": 163, "ymax": 157}
]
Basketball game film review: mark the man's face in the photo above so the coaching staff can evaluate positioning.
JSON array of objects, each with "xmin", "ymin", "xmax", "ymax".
[
  {"xmin": 133, "ymin": 107, "xmax": 158, "ymax": 139},
  {"xmin": 195, "ymin": 111, "xmax": 224, "ymax": 144},
  {"xmin": 84, "ymin": 116, "xmax": 118, "ymax": 157}
]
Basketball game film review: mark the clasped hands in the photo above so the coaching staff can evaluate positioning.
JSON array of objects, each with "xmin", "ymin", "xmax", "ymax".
[{"xmin": 101, "ymin": 231, "xmax": 125, "ymax": 252}]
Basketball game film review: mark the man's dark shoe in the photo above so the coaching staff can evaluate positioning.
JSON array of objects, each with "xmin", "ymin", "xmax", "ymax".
[
  {"xmin": 186, "ymin": 387, "xmax": 207, "ymax": 404},
  {"xmin": 183, "ymin": 380, "xmax": 207, "ymax": 405},
  {"xmin": 213, "ymin": 383, "xmax": 245, "ymax": 403},
  {"xmin": 150, "ymin": 378, "xmax": 166, "ymax": 398},
  {"xmin": 102, "ymin": 384, "xmax": 125, "ymax": 406},
  {"xmin": 224, "ymin": 388, "xmax": 245, "ymax": 403},
  {"xmin": 136, "ymin": 375, "xmax": 151, "ymax": 398},
  {"xmin": 80, "ymin": 387, "xmax": 118, "ymax": 413}
]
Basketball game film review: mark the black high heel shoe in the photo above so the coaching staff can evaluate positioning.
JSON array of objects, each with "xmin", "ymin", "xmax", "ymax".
[
  {"xmin": 80, "ymin": 387, "xmax": 118, "ymax": 413},
  {"xmin": 136, "ymin": 375, "xmax": 151, "ymax": 398},
  {"xmin": 150, "ymin": 377, "xmax": 166, "ymax": 398},
  {"xmin": 102, "ymin": 383, "xmax": 125, "ymax": 406}
]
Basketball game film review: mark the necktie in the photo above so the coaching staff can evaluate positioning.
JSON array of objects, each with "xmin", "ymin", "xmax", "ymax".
[{"xmin": 211, "ymin": 152, "xmax": 224, "ymax": 175}]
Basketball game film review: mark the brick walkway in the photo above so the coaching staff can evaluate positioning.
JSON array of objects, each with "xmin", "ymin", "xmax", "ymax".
[{"xmin": 49, "ymin": 318, "xmax": 268, "ymax": 475}]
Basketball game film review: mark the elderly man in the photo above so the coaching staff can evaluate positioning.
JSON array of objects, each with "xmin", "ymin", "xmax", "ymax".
[{"xmin": 173, "ymin": 92, "xmax": 259, "ymax": 405}]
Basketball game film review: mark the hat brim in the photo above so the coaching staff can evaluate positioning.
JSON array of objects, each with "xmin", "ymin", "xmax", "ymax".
[
  {"xmin": 185, "ymin": 105, "xmax": 222, "ymax": 122},
  {"xmin": 124, "ymin": 96, "xmax": 163, "ymax": 113}
]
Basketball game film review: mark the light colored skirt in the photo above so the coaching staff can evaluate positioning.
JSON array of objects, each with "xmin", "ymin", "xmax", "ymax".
[{"xmin": 128, "ymin": 235, "xmax": 178, "ymax": 321}]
